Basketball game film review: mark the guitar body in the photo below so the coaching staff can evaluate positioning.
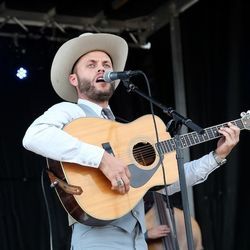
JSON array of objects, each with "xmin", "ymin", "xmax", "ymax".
[{"xmin": 47, "ymin": 115, "xmax": 178, "ymax": 224}]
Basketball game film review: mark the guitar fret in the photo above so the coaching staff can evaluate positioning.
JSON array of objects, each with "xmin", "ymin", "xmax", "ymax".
[
  {"xmin": 167, "ymin": 140, "xmax": 174, "ymax": 152},
  {"xmin": 192, "ymin": 132, "xmax": 200, "ymax": 144},
  {"xmin": 179, "ymin": 139, "xmax": 184, "ymax": 149},
  {"xmin": 202, "ymin": 131, "xmax": 209, "ymax": 140},
  {"xmin": 212, "ymin": 126, "xmax": 220, "ymax": 137},
  {"xmin": 180, "ymin": 136, "xmax": 188, "ymax": 148},
  {"xmin": 184, "ymin": 134, "xmax": 192, "ymax": 146},
  {"xmin": 235, "ymin": 119, "xmax": 244, "ymax": 129},
  {"xmin": 206, "ymin": 128, "xmax": 213, "ymax": 139},
  {"xmin": 231, "ymin": 120, "xmax": 237, "ymax": 127},
  {"xmin": 160, "ymin": 142, "xmax": 165, "ymax": 154},
  {"xmin": 160, "ymin": 141, "xmax": 168, "ymax": 154},
  {"xmin": 157, "ymin": 141, "xmax": 173, "ymax": 154},
  {"xmin": 162, "ymin": 141, "xmax": 168, "ymax": 153},
  {"xmin": 217, "ymin": 125, "xmax": 223, "ymax": 135},
  {"xmin": 170, "ymin": 139, "xmax": 176, "ymax": 151},
  {"xmin": 156, "ymin": 142, "xmax": 163, "ymax": 154},
  {"xmin": 198, "ymin": 133, "xmax": 205, "ymax": 142},
  {"xmin": 165, "ymin": 140, "xmax": 171, "ymax": 153},
  {"xmin": 188, "ymin": 134, "xmax": 195, "ymax": 145}
]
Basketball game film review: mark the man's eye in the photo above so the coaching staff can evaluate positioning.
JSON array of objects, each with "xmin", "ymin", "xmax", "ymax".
[{"xmin": 104, "ymin": 64, "xmax": 112, "ymax": 68}]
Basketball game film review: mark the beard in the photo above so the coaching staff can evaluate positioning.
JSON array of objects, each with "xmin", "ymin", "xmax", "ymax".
[{"xmin": 76, "ymin": 74, "xmax": 115, "ymax": 102}]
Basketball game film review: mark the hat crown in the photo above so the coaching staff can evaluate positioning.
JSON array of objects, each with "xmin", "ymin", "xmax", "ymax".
[{"xmin": 79, "ymin": 33, "xmax": 93, "ymax": 37}]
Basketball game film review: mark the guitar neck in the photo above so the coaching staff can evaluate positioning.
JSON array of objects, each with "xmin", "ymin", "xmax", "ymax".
[{"xmin": 157, "ymin": 118, "xmax": 245, "ymax": 154}]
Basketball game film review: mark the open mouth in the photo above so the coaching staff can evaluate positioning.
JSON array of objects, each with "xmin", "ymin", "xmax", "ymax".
[{"xmin": 96, "ymin": 76, "xmax": 105, "ymax": 83}]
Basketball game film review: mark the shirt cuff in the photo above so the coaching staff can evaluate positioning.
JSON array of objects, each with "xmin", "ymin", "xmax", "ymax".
[
  {"xmin": 166, "ymin": 151, "xmax": 221, "ymax": 195},
  {"xmin": 78, "ymin": 145, "xmax": 105, "ymax": 168}
]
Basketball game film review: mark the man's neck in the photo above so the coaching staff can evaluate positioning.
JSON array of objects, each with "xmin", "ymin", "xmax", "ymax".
[{"xmin": 78, "ymin": 97, "xmax": 109, "ymax": 109}]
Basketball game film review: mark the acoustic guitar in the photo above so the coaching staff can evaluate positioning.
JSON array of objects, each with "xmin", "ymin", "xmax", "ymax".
[{"xmin": 47, "ymin": 111, "xmax": 250, "ymax": 225}]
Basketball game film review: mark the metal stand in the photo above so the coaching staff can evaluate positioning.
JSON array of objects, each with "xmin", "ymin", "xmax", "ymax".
[{"xmin": 122, "ymin": 79, "xmax": 204, "ymax": 250}]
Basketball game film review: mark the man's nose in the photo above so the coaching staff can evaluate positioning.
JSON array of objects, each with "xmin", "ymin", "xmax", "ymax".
[
  {"xmin": 97, "ymin": 63, "xmax": 106, "ymax": 72},
  {"xmin": 98, "ymin": 68, "xmax": 105, "ymax": 72}
]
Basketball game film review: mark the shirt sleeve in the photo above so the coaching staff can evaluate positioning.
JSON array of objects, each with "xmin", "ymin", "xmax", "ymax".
[
  {"xmin": 167, "ymin": 151, "xmax": 220, "ymax": 195},
  {"xmin": 22, "ymin": 102, "xmax": 104, "ymax": 168}
]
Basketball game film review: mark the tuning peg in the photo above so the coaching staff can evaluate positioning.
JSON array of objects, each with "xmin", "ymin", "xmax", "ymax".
[{"xmin": 241, "ymin": 112, "xmax": 246, "ymax": 117}]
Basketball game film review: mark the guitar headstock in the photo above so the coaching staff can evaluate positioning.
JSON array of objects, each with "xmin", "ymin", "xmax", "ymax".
[{"xmin": 241, "ymin": 110, "xmax": 250, "ymax": 130}]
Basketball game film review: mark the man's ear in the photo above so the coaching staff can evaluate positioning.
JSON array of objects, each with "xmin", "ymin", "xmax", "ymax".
[{"xmin": 69, "ymin": 74, "xmax": 78, "ymax": 87}]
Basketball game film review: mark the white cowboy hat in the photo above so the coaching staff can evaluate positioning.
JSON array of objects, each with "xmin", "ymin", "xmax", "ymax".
[{"xmin": 50, "ymin": 33, "xmax": 128, "ymax": 102}]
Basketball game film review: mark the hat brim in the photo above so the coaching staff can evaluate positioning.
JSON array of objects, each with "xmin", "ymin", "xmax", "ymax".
[{"xmin": 50, "ymin": 33, "xmax": 128, "ymax": 102}]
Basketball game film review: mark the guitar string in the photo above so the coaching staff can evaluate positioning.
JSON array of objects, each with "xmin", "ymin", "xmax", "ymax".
[
  {"xmin": 115, "ymin": 129, "xmax": 214, "ymax": 162},
  {"xmin": 113, "ymin": 119, "xmax": 244, "ymax": 162}
]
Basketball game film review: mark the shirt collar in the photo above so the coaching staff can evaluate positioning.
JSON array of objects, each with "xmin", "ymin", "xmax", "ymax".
[{"xmin": 77, "ymin": 99, "xmax": 111, "ymax": 117}]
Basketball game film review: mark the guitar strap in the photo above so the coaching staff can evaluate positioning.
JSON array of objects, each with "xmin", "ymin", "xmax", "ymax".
[{"xmin": 47, "ymin": 168, "xmax": 83, "ymax": 195}]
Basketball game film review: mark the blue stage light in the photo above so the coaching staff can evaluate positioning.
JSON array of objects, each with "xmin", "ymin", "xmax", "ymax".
[{"xmin": 16, "ymin": 67, "xmax": 28, "ymax": 79}]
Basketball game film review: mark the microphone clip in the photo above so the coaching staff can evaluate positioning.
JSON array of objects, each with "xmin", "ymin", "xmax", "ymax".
[{"xmin": 122, "ymin": 79, "xmax": 137, "ymax": 92}]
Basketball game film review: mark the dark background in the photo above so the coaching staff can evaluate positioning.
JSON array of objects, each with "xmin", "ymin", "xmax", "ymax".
[{"xmin": 0, "ymin": 0, "xmax": 249, "ymax": 249}]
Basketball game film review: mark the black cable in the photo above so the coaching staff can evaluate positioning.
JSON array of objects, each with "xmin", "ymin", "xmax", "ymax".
[
  {"xmin": 41, "ymin": 167, "xmax": 54, "ymax": 250},
  {"xmin": 140, "ymin": 71, "xmax": 179, "ymax": 250}
]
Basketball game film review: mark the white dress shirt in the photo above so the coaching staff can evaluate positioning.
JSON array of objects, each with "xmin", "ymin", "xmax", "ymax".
[{"xmin": 23, "ymin": 99, "xmax": 105, "ymax": 168}]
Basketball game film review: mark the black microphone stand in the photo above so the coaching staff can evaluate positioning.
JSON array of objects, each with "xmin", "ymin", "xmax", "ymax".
[{"xmin": 122, "ymin": 79, "xmax": 204, "ymax": 250}]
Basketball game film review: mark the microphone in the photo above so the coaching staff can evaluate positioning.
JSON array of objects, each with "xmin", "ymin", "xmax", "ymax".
[{"xmin": 103, "ymin": 70, "xmax": 141, "ymax": 82}]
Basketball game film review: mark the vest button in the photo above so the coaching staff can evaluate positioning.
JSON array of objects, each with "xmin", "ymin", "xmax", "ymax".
[{"xmin": 132, "ymin": 210, "xmax": 138, "ymax": 217}]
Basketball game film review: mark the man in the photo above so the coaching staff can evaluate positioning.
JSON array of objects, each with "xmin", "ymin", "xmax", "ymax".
[{"xmin": 22, "ymin": 32, "xmax": 240, "ymax": 250}]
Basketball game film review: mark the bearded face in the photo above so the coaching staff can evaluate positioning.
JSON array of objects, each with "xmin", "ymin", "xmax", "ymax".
[{"xmin": 76, "ymin": 73, "xmax": 115, "ymax": 102}]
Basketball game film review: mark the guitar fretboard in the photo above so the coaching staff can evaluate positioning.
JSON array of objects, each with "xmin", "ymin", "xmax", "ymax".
[{"xmin": 156, "ymin": 118, "xmax": 245, "ymax": 154}]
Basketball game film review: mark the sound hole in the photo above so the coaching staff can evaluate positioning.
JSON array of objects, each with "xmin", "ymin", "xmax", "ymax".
[{"xmin": 133, "ymin": 142, "xmax": 156, "ymax": 166}]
